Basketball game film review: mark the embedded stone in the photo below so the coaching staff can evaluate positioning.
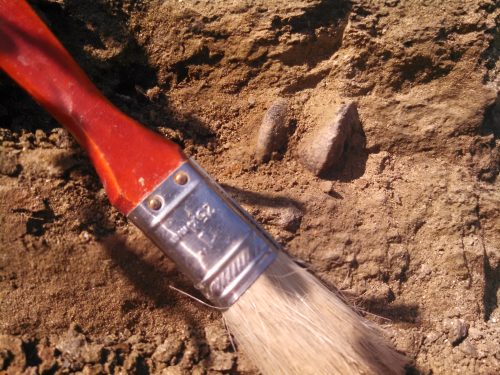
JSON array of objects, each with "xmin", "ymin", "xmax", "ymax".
[
  {"xmin": 299, "ymin": 102, "xmax": 361, "ymax": 176},
  {"xmin": 255, "ymin": 98, "xmax": 289, "ymax": 162}
]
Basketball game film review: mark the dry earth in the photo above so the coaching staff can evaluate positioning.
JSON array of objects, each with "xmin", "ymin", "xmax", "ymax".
[{"xmin": 0, "ymin": 0, "xmax": 499, "ymax": 374}]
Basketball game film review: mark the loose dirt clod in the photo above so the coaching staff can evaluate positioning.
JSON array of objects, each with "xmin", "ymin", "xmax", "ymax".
[
  {"xmin": 151, "ymin": 336, "xmax": 184, "ymax": 365},
  {"xmin": 255, "ymin": 98, "xmax": 289, "ymax": 162},
  {"xmin": 299, "ymin": 102, "xmax": 360, "ymax": 176},
  {"xmin": 0, "ymin": 148, "xmax": 20, "ymax": 176},
  {"xmin": 0, "ymin": 335, "xmax": 25, "ymax": 372},
  {"xmin": 444, "ymin": 318, "xmax": 469, "ymax": 346}
]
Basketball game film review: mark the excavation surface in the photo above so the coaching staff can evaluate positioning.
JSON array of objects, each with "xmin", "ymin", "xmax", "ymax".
[{"xmin": 0, "ymin": 0, "xmax": 498, "ymax": 374}]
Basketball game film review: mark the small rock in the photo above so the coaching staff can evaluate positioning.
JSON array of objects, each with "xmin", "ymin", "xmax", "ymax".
[
  {"xmin": 299, "ymin": 102, "xmax": 360, "ymax": 176},
  {"xmin": 56, "ymin": 325, "xmax": 102, "ymax": 365},
  {"xmin": 56, "ymin": 325, "xmax": 86, "ymax": 359},
  {"xmin": 0, "ymin": 148, "xmax": 21, "ymax": 176},
  {"xmin": 79, "ymin": 231, "xmax": 91, "ymax": 243},
  {"xmin": 152, "ymin": 336, "xmax": 183, "ymax": 365},
  {"xmin": 419, "ymin": 263, "xmax": 432, "ymax": 278},
  {"xmin": 276, "ymin": 206, "xmax": 303, "ymax": 232},
  {"xmin": 204, "ymin": 324, "xmax": 231, "ymax": 351},
  {"xmin": 247, "ymin": 96, "xmax": 256, "ymax": 108},
  {"xmin": 210, "ymin": 351, "xmax": 234, "ymax": 372},
  {"xmin": 255, "ymin": 98, "xmax": 289, "ymax": 163},
  {"xmin": 146, "ymin": 86, "xmax": 161, "ymax": 101},
  {"xmin": 443, "ymin": 318, "xmax": 469, "ymax": 345},
  {"xmin": 319, "ymin": 181, "xmax": 333, "ymax": 194},
  {"xmin": 263, "ymin": 205, "xmax": 304, "ymax": 232}
]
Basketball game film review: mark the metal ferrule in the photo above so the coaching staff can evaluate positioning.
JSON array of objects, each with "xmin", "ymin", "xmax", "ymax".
[{"xmin": 128, "ymin": 159, "xmax": 278, "ymax": 307}]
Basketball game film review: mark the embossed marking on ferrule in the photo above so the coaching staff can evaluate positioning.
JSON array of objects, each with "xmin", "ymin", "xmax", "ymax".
[{"xmin": 128, "ymin": 159, "xmax": 278, "ymax": 307}]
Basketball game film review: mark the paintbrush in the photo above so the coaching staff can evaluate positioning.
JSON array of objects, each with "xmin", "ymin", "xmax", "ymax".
[{"xmin": 0, "ymin": 1, "xmax": 407, "ymax": 373}]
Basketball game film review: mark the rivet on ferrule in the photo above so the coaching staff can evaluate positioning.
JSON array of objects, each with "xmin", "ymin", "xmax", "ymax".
[
  {"xmin": 148, "ymin": 196, "xmax": 163, "ymax": 211},
  {"xmin": 174, "ymin": 171, "xmax": 188, "ymax": 185}
]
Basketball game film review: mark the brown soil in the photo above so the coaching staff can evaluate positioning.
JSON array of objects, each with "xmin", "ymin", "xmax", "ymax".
[{"xmin": 1, "ymin": 0, "xmax": 499, "ymax": 374}]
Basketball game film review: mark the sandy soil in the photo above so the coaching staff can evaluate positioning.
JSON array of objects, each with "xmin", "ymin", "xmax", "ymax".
[{"xmin": 0, "ymin": 0, "xmax": 499, "ymax": 374}]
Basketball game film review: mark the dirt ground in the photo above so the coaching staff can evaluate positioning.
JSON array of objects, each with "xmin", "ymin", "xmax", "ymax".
[{"xmin": 0, "ymin": 0, "xmax": 499, "ymax": 374}]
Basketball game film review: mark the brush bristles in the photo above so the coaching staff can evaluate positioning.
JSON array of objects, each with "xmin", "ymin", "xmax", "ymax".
[{"xmin": 224, "ymin": 252, "xmax": 408, "ymax": 375}]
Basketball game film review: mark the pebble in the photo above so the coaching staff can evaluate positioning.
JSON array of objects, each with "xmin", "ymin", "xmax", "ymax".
[
  {"xmin": 247, "ymin": 95, "xmax": 256, "ymax": 108},
  {"xmin": 146, "ymin": 86, "xmax": 161, "ymax": 100},
  {"xmin": 79, "ymin": 231, "xmax": 91, "ymax": 243},
  {"xmin": 56, "ymin": 326, "xmax": 86, "ymax": 358},
  {"xmin": 255, "ymin": 98, "xmax": 289, "ymax": 163},
  {"xmin": 443, "ymin": 318, "xmax": 469, "ymax": 345},
  {"xmin": 276, "ymin": 205, "xmax": 303, "ymax": 232},
  {"xmin": 319, "ymin": 180, "xmax": 333, "ymax": 194},
  {"xmin": 299, "ymin": 102, "xmax": 360, "ymax": 176},
  {"xmin": 419, "ymin": 263, "xmax": 432, "ymax": 278}
]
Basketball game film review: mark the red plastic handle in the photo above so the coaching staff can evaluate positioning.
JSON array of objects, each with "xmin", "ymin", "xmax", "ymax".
[{"xmin": 0, "ymin": 0, "xmax": 186, "ymax": 214}]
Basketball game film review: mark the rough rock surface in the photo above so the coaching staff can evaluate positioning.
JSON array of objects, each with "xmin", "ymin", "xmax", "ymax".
[
  {"xmin": 0, "ymin": 0, "xmax": 498, "ymax": 374},
  {"xmin": 255, "ymin": 98, "xmax": 289, "ymax": 162},
  {"xmin": 299, "ymin": 101, "xmax": 360, "ymax": 175}
]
